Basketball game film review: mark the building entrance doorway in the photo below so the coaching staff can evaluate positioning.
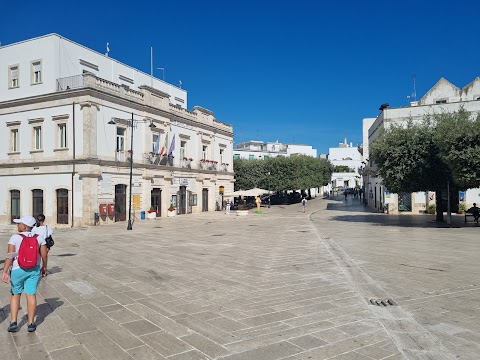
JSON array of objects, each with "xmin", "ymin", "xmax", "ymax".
[
  {"xmin": 57, "ymin": 189, "xmax": 69, "ymax": 224},
  {"xmin": 151, "ymin": 188, "xmax": 161, "ymax": 217},
  {"xmin": 32, "ymin": 189, "xmax": 43, "ymax": 219},
  {"xmin": 178, "ymin": 186, "xmax": 187, "ymax": 214},
  {"xmin": 11, "ymin": 190, "xmax": 20, "ymax": 224},
  {"xmin": 202, "ymin": 188, "xmax": 208, "ymax": 212},
  {"xmin": 398, "ymin": 193, "xmax": 412, "ymax": 212},
  {"xmin": 115, "ymin": 184, "xmax": 127, "ymax": 221}
]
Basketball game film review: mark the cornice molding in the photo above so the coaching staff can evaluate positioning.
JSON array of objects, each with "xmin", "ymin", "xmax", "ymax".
[
  {"xmin": 0, "ymin": 88, "xmax": 233, "ymax": 136},
  {"xmin": 79, "ymin": 101, "xmax": 100, "ymax": 111}
]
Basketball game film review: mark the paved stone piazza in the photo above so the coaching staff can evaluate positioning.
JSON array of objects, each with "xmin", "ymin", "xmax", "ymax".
[{"xmin": 1, "ymin": 196, "xmax": 479, "ymax": 360}]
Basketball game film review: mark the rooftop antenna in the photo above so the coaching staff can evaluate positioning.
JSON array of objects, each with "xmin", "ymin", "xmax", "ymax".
[
  {"xmin": 178, "ymin": 80, "xmax": 182, "ymax": 89},
  {"xmin": 407, "ymin": 74, "xmax": 417, "ymax": 102},
  {"xmin": 150, "ymin": 47, "xmax": 153, "ymax": 87},
  {"xmin": 157, "ymin": 67, "xmax": 165, "ymax": 80},
  {"xmin": 105, "ymin": 42, "xmax": 110, "ymax": 57}
]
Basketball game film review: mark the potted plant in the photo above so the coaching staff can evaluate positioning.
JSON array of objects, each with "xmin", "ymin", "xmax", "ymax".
[
  {"xmin": 167, "ymin": 203, "xmax": 176, "ymax": 217},
  {"xmin": 427, "ymin": 203, "xmax": 436, "ymax": 214},
  {"xmin": 236, "ymin": 203, "xmax": 249, "ymax": 216},
  {"xmin": 458, "ymin": 202, "xmax": 467, "ymax": 214},
  {"xmin": 147, "ymin": 206, "xmax": 157, "ymax": 219}
]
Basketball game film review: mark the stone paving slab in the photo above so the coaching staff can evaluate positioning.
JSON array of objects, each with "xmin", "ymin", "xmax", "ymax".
[{"xmin": 0, "ymin": 197, "xmax": 478, "ymax": 359}]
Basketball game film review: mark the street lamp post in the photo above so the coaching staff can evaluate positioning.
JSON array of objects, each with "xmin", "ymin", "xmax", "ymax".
[
  {"xmin": 267, "ymin": 171, "xmax": 271, "ymax": 208},
  {"xmin": 109, "ymin": 112, "xmax": 156, "ymax": 230}
]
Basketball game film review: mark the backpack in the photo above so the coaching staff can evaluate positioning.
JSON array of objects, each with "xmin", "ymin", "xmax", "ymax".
[
  {"xmin": 17, "ymin": 234, "xmax": 39, "ymax": 269},
  {"xmin": 44, "ymin": 226, "xmax": 54, "ymax": 249}
]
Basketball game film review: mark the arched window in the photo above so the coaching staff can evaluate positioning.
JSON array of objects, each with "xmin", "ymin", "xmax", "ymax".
[
  {"xmin": 10, "ymin": 190, "xmax": 20, "ymax": 223},
  {"xmin": 32, "ymin": 189, "xmax": 43, "ymax": 218},
  {"xmin": 57, "ymin": 189, "xmax": 69, "ymax": 224}
]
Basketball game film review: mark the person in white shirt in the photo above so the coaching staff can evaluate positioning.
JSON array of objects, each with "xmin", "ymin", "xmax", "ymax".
[
  {"xmin": 32, "ymin": 214, "xmax": 53, "ymax": 252},
  {"xmin": 302, "ymin": 198, "xmax": 307, "ymax": 213},
  {"xmin": 2, "ymin": 216, "xmax": 48, "ymax": 332}
]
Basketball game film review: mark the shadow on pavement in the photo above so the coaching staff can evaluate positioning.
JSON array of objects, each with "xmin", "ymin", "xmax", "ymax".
[{"xmin": 328, "ymin": 213, "xmax": 478, "ymax": 228}]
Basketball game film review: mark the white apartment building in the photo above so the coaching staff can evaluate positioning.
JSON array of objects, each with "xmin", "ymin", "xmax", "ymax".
[
  {"xmin": 0, "ymin": 34, "xmax": 234, "ymax": 227},
  {"xmin": 233, "ymin": 140, "xmax": 317, "ymax": 159},
  {"xmin": 364, "ymin": 77, "xmax": 480, "ymax": 213},
  {"xmin": 324, "ymin": 138, "xmax": 363, "ymax": 193}
]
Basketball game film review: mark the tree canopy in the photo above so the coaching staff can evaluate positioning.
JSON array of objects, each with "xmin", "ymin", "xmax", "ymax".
[
  {"xmin": 370, "ymin": 107, "xmax": 480, "ymax": 219},
  {"xmin": 371, "ymin": 107, "xmax": 480, "ymax": 193},
  {"xmin": 233, "ymin": 155, "xmax": 333, "ymax": 192}
]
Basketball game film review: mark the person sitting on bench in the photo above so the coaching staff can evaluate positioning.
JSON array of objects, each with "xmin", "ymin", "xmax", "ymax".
[{"xmin": 466, "ymin": 203, "xmax": 480, "ymax": 222}]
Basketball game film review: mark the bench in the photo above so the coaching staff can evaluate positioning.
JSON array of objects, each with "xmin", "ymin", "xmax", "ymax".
[{"xmin": 465, "ymin": 213, "xmax": 479, "ymax": 223}]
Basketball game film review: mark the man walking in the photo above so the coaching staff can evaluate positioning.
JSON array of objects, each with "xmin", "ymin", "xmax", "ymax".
[
  {"xmin": 2, "ymin": 216, "xmax": 48, "ymax": 332},
  {"xmin": 302, "ymin": 197, "xmax": 307, "ymax": 213}
]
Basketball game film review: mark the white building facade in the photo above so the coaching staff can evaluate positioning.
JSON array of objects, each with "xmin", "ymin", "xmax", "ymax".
[
  {"xmin": 233, "ymin": 140, "xmax": 317, "ymax": 159},
  {"xmin": 364, "ymin": 77, "xmax": 480, "ymax": 213},
  {"xmin": 324, "ymin": 139, "xmax": 363, "ymax": 193},
  {"xmin": 0, "ymin": 34, "xmax": 234, "ymax": 227}
]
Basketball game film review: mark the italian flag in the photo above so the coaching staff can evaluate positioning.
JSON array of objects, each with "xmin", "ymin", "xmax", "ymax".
[{"xmin": 159, "ymin": 133, "xmax": 168, "ymax": 156}]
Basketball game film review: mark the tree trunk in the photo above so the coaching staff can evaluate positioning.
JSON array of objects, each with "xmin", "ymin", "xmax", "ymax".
[{"xmin": 435, "ymin": 190, "xmax": 444, "ymax": 222}]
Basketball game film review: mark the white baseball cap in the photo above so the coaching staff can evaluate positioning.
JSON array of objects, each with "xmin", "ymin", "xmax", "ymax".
[{"xmin": 13, "ymin": 216, "xmax": 37, "ymax": 228}]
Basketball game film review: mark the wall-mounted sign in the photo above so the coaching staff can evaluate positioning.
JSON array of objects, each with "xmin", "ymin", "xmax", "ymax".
[
  {"xmin": 172, "ymin": 178, "xmax": 190, "ymax": 186},
  {"xmin": 132, "ymin": 194, "xmax": 141, "ymax": 210}
]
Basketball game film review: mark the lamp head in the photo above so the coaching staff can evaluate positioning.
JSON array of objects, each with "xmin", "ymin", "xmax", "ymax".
[
  {"xmin": 148, "ymin": 121, "xmax": 156, "ymax": 128},
  {"xmin": 108, "ymin": 119, "xmax": 116, "ymax": 125}
]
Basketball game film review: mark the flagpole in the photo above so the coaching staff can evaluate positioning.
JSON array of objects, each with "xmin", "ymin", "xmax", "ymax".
[{"xmin": 150, "ymin": 47, "xmax": 153, "ymax": 87}]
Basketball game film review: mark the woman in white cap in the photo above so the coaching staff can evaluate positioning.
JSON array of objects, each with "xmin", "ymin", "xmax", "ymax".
[{"xmin": 1, "ymin": 216, "xmax": 48, "ymax": 332}]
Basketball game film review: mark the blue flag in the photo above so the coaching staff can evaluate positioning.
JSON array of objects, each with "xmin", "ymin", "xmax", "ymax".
[{"xmin": 168, "ymin": 134, "xmax": 175, "ymax": 156}]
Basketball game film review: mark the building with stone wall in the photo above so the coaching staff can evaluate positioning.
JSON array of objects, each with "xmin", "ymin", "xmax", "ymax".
[
  {"xmin": 0, "ymin": 34, "xmax": 234, "ymax": 227},
  {"xmin": 363, "ymin": 77, "xmax": 480, "ymax": 214}
]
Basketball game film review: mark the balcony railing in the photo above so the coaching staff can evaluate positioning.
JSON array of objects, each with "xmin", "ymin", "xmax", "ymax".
[
  {"xmin": 116, "ymin": 152, "xmax": 229, "ymax": 172},
  {"xmin": 57, "ymin": 75, "xmax": 85, "ymax": 91}
]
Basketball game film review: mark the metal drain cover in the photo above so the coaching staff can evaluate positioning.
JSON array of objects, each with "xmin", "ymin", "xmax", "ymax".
[{"xmin": 368, "ymin": 298, "xmax": 398, "ymax": 306}]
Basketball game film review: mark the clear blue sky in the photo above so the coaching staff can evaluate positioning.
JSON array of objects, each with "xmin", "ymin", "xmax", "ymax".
[{"xmin": 2, "ymin": 0, "xmax": 479, "ymax": 154}]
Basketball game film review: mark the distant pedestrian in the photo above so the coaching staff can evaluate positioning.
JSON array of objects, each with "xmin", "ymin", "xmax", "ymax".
[
  {"xmin": 225, "ymin": 199, "xmax": 231, "ymax": 214},
  {"xmin": 344, "ymin": 191, "xmax": 347, "ymax": 200},
  {"xmin": 32, "ymin": 214, "xmax": 54, "ymax": 253},
  {"xmin": 2, "ymin": 216, "xmax": 48, "ymax": 333},
  {"xmin": 255, "ymin": 196, "xmax": 262, "ymax": 211},
  {"xmin": 301, "ymin": 198, "xmax": 307, "ymax": 213}
]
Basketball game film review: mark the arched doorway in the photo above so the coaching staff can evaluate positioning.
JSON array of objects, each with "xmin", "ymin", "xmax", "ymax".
[
  {"xmin": 32, "ymin": 189, "xmax": 44, "ymax": 219},
  {"xmin": 56, "ymin": 189, "xmax": 69, "ymax": 224},
  {"xmin": 115, "ymin": 184, "xmax": 127, "ymax": 221},
  {"xmin": 151, "ymin": 188, "xmax": 161, "ymax": 217},
  {"xmin": 10, "ymin": 190, "xmax": 20, "ymax": 223}
]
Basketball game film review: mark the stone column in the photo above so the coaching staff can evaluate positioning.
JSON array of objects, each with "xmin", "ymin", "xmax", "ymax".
[
  {"xmin": 163, "ymin": 174, "xmax": 173, "ymax": 217},
  {"xmin": 78, "ymin": 168, "xmax": 101, "ymax": 226},
  {"xmin": 142, "ymin": 170, "xmax": 154, "ymax": 213},
  {"xmin": 79, "ymin": 102, "xmax": 100, "ymax": 158}
]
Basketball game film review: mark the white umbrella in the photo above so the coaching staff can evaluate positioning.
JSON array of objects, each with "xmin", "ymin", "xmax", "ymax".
[{"xmin": 224, "ymin": 187, "xmax": 269, "ymax": 197}]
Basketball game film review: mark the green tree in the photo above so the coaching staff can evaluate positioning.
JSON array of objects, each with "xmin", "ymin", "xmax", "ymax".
[
  {"xmin": 234, "ymin": 156, "xmax": 333, "ymax": 194},
  {"xmin": 432, "ymin": 107, "xmax": 480, "ymax": 190},
  {"xmin": 370, "ymin": 108, "xmax": 480, "ymax": 221}
]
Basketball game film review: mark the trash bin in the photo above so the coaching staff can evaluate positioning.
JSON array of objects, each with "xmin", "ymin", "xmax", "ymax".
[{"xmin": 140, "ymin": 211, "xmax": 146, "ymax": 220}]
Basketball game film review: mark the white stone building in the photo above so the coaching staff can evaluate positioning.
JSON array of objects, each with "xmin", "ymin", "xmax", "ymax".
[
  {"xmin": 0, "ymin": 34, "xmax": 234, "ymax": 227},
  {"xmin": 233, "ymin": 140, "xmax": 317, "ymax": 159},
  {"xmin": 364, "ymin": 77, "xmax": 480, "ymax": 213},
  {"xmin": 324, "ymin": 139, "xmax": 363, "ymax": 193}
]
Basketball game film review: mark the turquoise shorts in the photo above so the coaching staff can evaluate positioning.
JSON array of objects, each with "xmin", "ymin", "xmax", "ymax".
[{"xmin": 10, "ymin": 266, "xmax": 41, "ymax": 295}]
